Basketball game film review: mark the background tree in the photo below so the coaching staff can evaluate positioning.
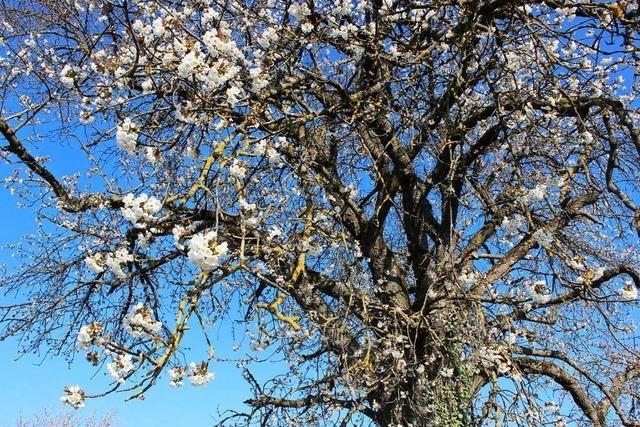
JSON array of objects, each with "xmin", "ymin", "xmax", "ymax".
[
  {"xmin": 15, "ymin": 410, "xmax": 115, "ymax": 427},
  {"xmin": 1, "ymin": 0, "xmax": 640, "ymax": 425}
]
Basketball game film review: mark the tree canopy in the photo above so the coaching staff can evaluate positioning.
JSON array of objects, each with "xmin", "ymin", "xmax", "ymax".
[{"xmin": 1, "ymin": 0, "xmax": 640, "ymax": 425}]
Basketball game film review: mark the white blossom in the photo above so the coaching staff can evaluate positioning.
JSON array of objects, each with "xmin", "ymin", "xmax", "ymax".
[
  {"xmin": 84, "ymin": 253, "xmax": 105, "ymax": 274},
  {"xmin": 581, "ymin": 130, "xmax": 594, "ymax": 145},
  {"xmin": 76, "ymin": 322, "xmax": 103, "ymax": 349},
  {"xmin": 107, "ymin": 353, "xmax": 134, "ymax": 383},
  {"xmin": 620, "ymin": 281, "xmax": 638, "ymax": 301},
  {"xmin": 229, "ymin": 160, "xmax": 246, "ymax": 179},
  {"xmin": 121, "ymin": 193, "xmax": 162, "ymax": 226},
  {"xmin": 168, "ymin": 366, "xmax": 186, "ymax": 388},
  {"xmin": 253, "ymin": 140, "xmax": 267, "ymax": 156},
  {"xmin": 458, "ymin": 271, "xmax": 477, "ymax": 288},
  {"xmin": 172, "ymin": 225, "xmax": 187, "ymax": 250},
  {"xmin": 501, "ymin": 214, "xmax": 525, "ymax": 236},
  {"xmin": 188, "ymin": 362, "xmax": 214, "ymax": 386},
  {"xmin": 533, "ymin": 229, "xmax": 554, "ymax": 248},
  {"xmin": 226, "ymin": 86, "xmax": 244, "ymax": 107},
  {"xmin": 440, "ymin": 367, "xmax": 454, "ymax": 378},
  {"xmin": 116, "ymin": 118, "xmax": 138, "ymax": 154},
  {"xmin": 177, "ymin": 50, "xmax": 202, "ymax": 78},
  {"xmin": 104, "ymin": 247, "xmax": 133, "ymax": 279},
  {"xmin": 59, "ymin": 64, "xmax": 77, "ymax": 87},
  {"xmin": 266, "ymin": 147, "xmax": 283, "ymax": 166},
  {"xmin": 60, "ymin": 386, "xmax": 85, "ymax": 409},
  {"xmin": 187, "ymin": 231, "xmax": 229, "ymax": 271},
  {"xmin": 239, "ymin": 198, "xmax": 256, "ymax": 211},
  {"xmin": 529, "ymin": 280, "xmax": 551, "ymax": 304},
  {"xmin": 123, "ymin": 303, "xmax": 163, "ymax": 338},
  {"xmin": 249, "ymin": 67, "xmax": 269, "ymax": 92},
  {"xmin": 145, "ymin": 147, "xmax": 163, "ymax": 164},
  {"xmin": 528, "ymin": 184, "xmax": 547, "ymax": 202}
]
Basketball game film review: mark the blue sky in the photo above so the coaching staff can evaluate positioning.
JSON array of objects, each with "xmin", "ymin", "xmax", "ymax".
[{"xmin": 0, "ymin": 162, "xmax": 260, "ymax": 427}]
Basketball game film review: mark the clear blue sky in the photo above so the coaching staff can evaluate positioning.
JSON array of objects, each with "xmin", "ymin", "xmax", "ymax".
[{"xmin": 0, "ymin": 157, "xmax": 265, "ymax": 426}]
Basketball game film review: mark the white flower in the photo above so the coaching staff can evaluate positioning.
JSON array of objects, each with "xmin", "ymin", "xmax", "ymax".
[
  {"xmin": 266, "ymin": 147, "xmax": 283, "ymax": 166},
  {"xmin": 592, "ymin": 267, "xmax": 606, "ymax": 281},
  {"xmin": 76, "ymin": 322, "xmax": 103, "ymax": 349},
  {"xmin": 60, "ymin": 386, "xmax": 85, "ymax": 409},
  {"xmin": 458, "ymin": 271, "xmax": 477, "ymax": 288},
  {"xmin": 84, "ymin": 253, "xmax": 105, "ymax": 274},
  {"xmin": 107, "ymin": 353, "xmax": 134, "ymax": 384},
  {"xmin": 123, "ymin": 303, "xmax": 163, "ymax": 338},
  {"xmin": 476, "ymin": 346, "xmax": 512, "ymax": 375},
  {"xmin": 253, "ymin": 140, "xmax": 267, "ymax": 156},
  {"xmin": 151, "ymin": 17, "xmax": 165, "ymax": 37},
  {"xmin": 529, "ymin": 184, "xmax": 547, "ymax": 202},
  {"xmin": 188, "ymin": 362, "xmax": 214, "ymax": 386},
  {"xmin": 440, "ymin": 367, "xmax": 454, "ymax": 378},
  {"xmin": 249, "ymin": 67, "xmax": 269, "ymax": 92},
  {"xmin": 116, "ymin": 118, "xmax": 138, "ymax": 154},
  {"xmin": 577, "ymin": 266, "xmax": 606, "ymax": 284},
  {"xmin": 143, "ymin": 197, "xmax": 162, "ymax": 215},
  {"xmin": 172, "ymin": 225, "xmax": 187, "ymax": 249},
  {"xmin": 581, "ymin": 131, "xmax": 594, "ymax": 145},
  {"xmin": 168, "ymin": 366, "xmax": 186, "ymax": 388},
  {"xmin": 104, "ymin": 247, "xmax": 133, "ymax": 279},
  {"xmin": 529, "ymin": 280, "xmax": 551, "ymax": 304},
  {"xmin": 258, "ymin": 27, "xmax": 278, "ymax": 49},
  {"xmin": 145, "ymin": 147, "xmax": 163, "ymax": 164},
  {"xmin": 141, "ymin": 78, "xmax": 155, "ymax": 93},
  {"xmin": 544, "ymin": 401, "xmax": 560, "ymax": 413},
  {"xmin": 239, "ymin": 198, "xmax": 256, "ymax": 211},
  {"xmin": 244, "ymin": 216, "xmax": 259, "ymax": 228},
  {"xmin": 226, "ymin": 86, "xmax": 244, "ymax": 107},
  {"xmin": 187, "ymin": 231, "xmax": 229, "ymax": 271},
  {"xmin": 533, "ymin": 293, "xmax": 550, "ymax": 304},
  {"xmin": 288, "ymin": 2, "xmax": 310, "ymax": 20},
  {"xmin": 202, "ymin": 28, "xmax": 236, "ymax": 55},
  {"xmin": 501, "ymin": 215, "xmax": 525, "ymax": 236},
  {"xmin": 76, "ymin": 327, "xmax": 92, "ymax": 349},
  {"xmin": 120, "ymin": 193, "xmax": 162, "ymax": 226},
  {"xmin": 620, "ymin": 281, "xmax": 638, "ymax": 301},
  {"xmin": 568, "ymin": 257, "xmax": 586, "ymax": 271},
  {"xmin": 533, "ymin": 229, "xmax": 553, "ymax": 248},
  {"xmin": 229, "ymin": 160, "xmax": 246, "ymax": 180},
  {"xmin": 177, "ymin": 50, "xmax": 202, "ymax": 78},
  {"xmin": 268, "ymin": 225, "xmax": 282, "ymax": 240},
  {"xmin": 60, "ymin": 64, "xmax": 77, "ymax": 87}
]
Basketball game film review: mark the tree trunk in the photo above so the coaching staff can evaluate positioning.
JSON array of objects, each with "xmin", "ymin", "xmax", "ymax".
[
  {"xmin": 373, "ymin": 297, "xmax": 477, "ymax": 426},
  {"xmin": 374, "ymin": 372, "xmax": 475, "ymax": 427}
]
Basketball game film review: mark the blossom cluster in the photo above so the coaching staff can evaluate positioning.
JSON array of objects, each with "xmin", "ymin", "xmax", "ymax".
[
  {"xmin": 84, "ymin": 248, "xmax": 134, "ymax": 279},
  {"xmin": 115, "ymin": 117, "xmax": 139, "ymax": 154},
  {"xmin": 187, "ymin": 362, "xmax": 215, "ymax": 386},
  {"xmin": 60, "ymin": 386, "xmax": 85, "ymax": 409},
  {"xmin": 168, "ymin": 362, "xmax": 214, "ymax": 387},
  {"xmin": 620, "ymin": 281, "xmax": 638, "ymax": 301},
  {"xmin": 187, "ymin": 231, "xmax": 229, "ymax": 271},
  {"xmin": 168, "ymin": 366, "xmax": 186, "ymax": 388},
  {"xmin": 106, "ymin": 353, "xmax": 135, "ymax": 384},
  {"xmin": 105, "ymin": 248, "xmax": 134, "ymax": 279},
  {"xmin": 528, "ymin": 280, "xmax": 551, "ymax": 305},
  {"xmin": 76, "ymin": 322, "xmax": 104, "ymax": 349},
  {"xmin": 121, "ymin": 193, "xmax": 162, "ymax": 227},
  {"xmin": 123, "ymin": 303, "xmax": 163, "ymax": 339}
]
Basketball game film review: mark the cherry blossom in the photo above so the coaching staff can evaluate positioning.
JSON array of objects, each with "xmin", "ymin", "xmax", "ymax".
[{"xmin": 60, "ymin": 386, "xmax": 85, "ymax": 409}]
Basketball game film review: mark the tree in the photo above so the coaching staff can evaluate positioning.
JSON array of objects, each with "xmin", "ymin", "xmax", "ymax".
[
  {"xmin": 15, "ymin": 410, "xmax": 115, "ymax": 427},
  {"xmin": 0, "ymin": 0, "xmax": 639, "ymax": 425}
]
